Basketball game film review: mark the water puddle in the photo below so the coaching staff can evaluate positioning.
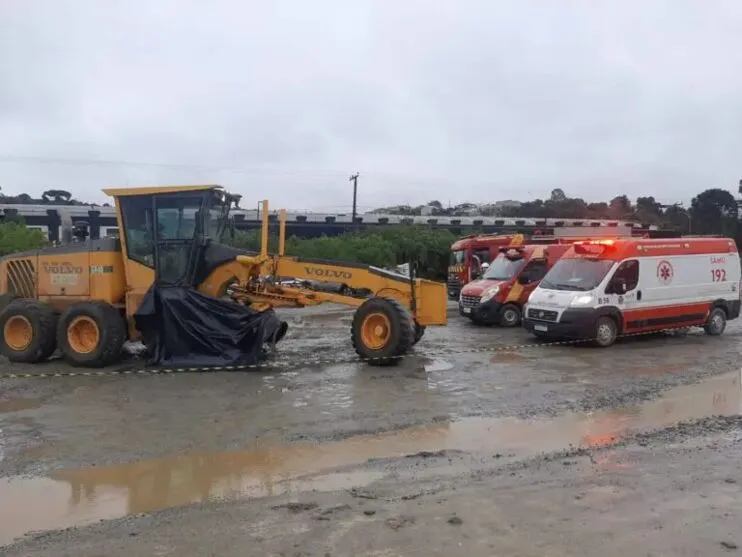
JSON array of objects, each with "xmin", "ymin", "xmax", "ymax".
[
  {"xmin": 0, "ymin": 371, "xmax": 740, "ymax": 545},
  {"xmin": 489, "ymin": 351, "xmax": 528, "ymax": 364},
  {"xmin": 423, "ymin": 359, "xmax": 454, "ymax": 372},
  {"xmin": 0, "ymin": 398, "xmax": 41, "ymax": 415}
]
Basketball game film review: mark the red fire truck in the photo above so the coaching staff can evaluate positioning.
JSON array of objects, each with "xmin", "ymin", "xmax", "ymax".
[
  {"xmin": 447, "ymin": 224, "xmax": 678, "ymax": 299},
  {"xmin": 448, "ymin": 234, "xmax": 518, "ymax": 299}
]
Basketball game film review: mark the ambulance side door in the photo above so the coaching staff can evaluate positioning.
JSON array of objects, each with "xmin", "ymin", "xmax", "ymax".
[{"xmin": 602, "ymin": 259, "xmax": 641, "ymax": 318}]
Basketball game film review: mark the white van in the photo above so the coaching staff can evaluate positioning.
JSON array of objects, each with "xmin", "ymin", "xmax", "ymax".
[{"xmin": 522, "ymin": 237, "xmax": 741, "ymax": 347}]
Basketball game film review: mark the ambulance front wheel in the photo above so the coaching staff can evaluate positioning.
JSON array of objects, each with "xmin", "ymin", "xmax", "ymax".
[
  {"xmin": 704, "ymin": 307, "xmax": 727, "ymax": 336},
  {"xmin": 593, "ymin": 316, "xmax": 618, "ymax": 347}
]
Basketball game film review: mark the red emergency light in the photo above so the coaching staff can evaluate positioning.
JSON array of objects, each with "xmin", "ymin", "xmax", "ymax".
[
  {"xmin": 573, "ymin": 239, "xmax": 615, "ymax": 246},
  {"xmin": 573, "ymin": 239, "xmax": 615, "ymax": 256}
]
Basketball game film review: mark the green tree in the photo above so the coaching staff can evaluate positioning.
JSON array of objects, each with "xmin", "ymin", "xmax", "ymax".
[
  {"xmin": 662, "ymin": 205, "xmax": 692, "ymax": 233},
  {"xmin": 635, "ymin": 196, "xmax": 663, "ymax": 224},
  {"xmin": 0, "ymin": 222, "xmax": 47, "ymax": 256},
  {"xmin": 42, "ymin": 189, "xmax": 73, "ymax": 204},
  {"xmin": 550, "ymin": 188, "xmax": 567, "ymax": 202},
  {"xmin": 690, "ymin": 188, "xmax": 738, "ymax": 236},
  {"xmin": 608, "ymin": 195, "xmax": 633, "ymax": 219},
  {"xmin": 230, "ymin": 226, "xmax": 456, "ymax": 280},
  {"xmin": 586, "ymin": 202, "xmax": 610, "ymax": 218}
]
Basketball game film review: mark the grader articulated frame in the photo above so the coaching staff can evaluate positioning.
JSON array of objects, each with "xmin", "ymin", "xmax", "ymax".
[{"xmin": 199, "ymin": 199, "xmax": 449, "ymax": 364}]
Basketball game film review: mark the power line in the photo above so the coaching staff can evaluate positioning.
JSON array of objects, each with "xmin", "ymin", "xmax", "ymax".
[
  {"xmin": 0, "ymin": 153, "xmax": 504, "ymax": 194},
  {"xmin": 0, "ymin": 153, "xmax": 351, "ymax": 178}
]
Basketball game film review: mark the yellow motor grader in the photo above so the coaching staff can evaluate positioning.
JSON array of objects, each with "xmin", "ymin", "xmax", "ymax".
[{"xmin": 0, "ymin": 185, "xmax": 448, "ymax": 368}]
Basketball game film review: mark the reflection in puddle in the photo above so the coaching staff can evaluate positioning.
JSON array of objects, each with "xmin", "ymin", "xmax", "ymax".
[
  {"xmin": 424, "ymin": 359, "xmax": 454, "ymax": 372},
  {"xmin": 489, "ymin": 351, "xmax": 527, "ymax": 364},
  {"xmin": 0, "ymin": 371, "xmax": 739, "ymax": 545},
  {"xmin": 0, "ymin": 398, "xmax": 41, "ymax": 414}
]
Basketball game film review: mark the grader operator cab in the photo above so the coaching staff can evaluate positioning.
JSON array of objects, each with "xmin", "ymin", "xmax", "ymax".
[{"xmin": 0, "ymin": 185, "xmax": 448, "ymax": 369}]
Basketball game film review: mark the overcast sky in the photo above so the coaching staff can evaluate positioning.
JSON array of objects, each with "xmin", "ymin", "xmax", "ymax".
[{"xmin": 1, "ymin": 0, "xmax": 742, "ymax": 212}]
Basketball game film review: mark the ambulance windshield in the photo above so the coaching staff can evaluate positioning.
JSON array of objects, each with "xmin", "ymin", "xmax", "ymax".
[
  {"xmin": 540, "ymin": 258, "xmax": 615, "ymax": 291},
  {"xmin": 483, "ymin": 254, "xmax": 526, "ymax": 281}
]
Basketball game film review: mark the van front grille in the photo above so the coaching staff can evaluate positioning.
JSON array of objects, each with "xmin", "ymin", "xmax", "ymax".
[
  {"xmin": 527, "ymin": 308, "xmax": 558, "ymax": 322},
  {"xmin": 461, "ymin": 295, "xmax": 481, "ymax": 308}
]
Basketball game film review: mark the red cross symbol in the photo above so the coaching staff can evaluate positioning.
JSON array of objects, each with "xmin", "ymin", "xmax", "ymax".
[{"xmin": 657, "ymin": 261, "xmax": 673, "ymax": 283}]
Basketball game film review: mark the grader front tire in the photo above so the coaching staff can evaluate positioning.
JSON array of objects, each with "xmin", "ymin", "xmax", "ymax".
[
  {"xmin": 351, "ymin": 297, "xmax": 414, "ymax": 366},
  {"xmin": 0, "ymin": 300, "xmax": 58, "ymax": 363},
  {"xmin": 57, "ymin": 301, "xmax": 127, "ymax": 368}
]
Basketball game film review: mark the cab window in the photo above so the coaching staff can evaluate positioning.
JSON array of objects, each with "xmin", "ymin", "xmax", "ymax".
[
  {"xmin": 473, "ymin": 248, "xmax": 491, "ymax": 264},
  {"xmin": 520, "ymin": 260, "xmax": 548, "ymax": 283},
  {"xmin": 156, "ymin": 197, "xmax": 202, "ymax": 240},
  {"xmin": 450, "ymin": 250, "xmax": 466, "ymax": 265},
  {"xmin": 483, "ymin": 255, "xmax": 525, "ymax": 280},
  {"xmin": 154, "ymin": 196, "xmax": 204, "ymax": 285},
  {"xmin": 607, "ymin": 259, "xmax": 639, "ymax": 292},
  {"xmin": 119, "ymin": 196, "xmax": 155, "ymax": 267}
]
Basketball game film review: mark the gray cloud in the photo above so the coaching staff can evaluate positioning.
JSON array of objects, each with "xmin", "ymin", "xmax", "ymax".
[{"xmin": 1, "ymin": 0, "xmax": 741, "ymax": 210}]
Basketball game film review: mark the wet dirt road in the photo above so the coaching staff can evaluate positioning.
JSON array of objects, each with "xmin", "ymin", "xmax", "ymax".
[{"xmin": 1, "ymin": 302, "xmax": 741, "ymax": 555}]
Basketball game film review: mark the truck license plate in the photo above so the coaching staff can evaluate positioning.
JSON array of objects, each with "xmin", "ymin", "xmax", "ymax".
[
  {"xmin": 462, "ymin": 307, "xmax": 471, "ymax": 314},
  {"xmin": 534, "ymin": 324, "xmax": 548, "ymax": 332}
]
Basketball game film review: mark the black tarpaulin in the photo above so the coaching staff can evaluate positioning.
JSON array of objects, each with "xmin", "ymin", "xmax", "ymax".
[{"xmin": 134, "ymin": 286, "xmax": 288, "ymax": 368}]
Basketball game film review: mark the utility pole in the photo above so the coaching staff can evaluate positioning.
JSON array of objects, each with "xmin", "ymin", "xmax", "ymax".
[{"xmin": 349, "ymin": 173, "xmax": 359, "ymax": 223}]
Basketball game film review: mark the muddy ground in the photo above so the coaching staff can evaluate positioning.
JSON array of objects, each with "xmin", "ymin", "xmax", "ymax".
[{"xmin": 1, "ymin": 302, "xmax": 741, "ymax": 555}]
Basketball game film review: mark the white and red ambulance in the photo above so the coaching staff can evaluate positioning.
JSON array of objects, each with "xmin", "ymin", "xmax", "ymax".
[{"xmin": 522, "ymin": 237, "xmax": 741, "ymax": 347}]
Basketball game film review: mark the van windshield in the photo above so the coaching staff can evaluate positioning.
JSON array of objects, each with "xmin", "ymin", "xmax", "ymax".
[
  {"xmin": 483, "ymin": 255, "xmax": 526, "ymax": 281},
  {"xmin": 540, "ymin": 258, "xmax": 615, "ymax": 291}
]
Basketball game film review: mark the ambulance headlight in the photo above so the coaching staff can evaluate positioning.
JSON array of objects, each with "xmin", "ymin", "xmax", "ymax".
[
  {"xmin": 481, "ymin": 286, "xmax": 500, "ymax": 303},
  {"xmin": 570, "ymin": 294, "xmax": 594, "ymax": 307}
]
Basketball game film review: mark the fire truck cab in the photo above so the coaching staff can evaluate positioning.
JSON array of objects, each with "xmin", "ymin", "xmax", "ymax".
[
  {"xmin": 448, "ymin": 235, "xmax": 517, "ymax": 299},
  {"xmin": 447, "ymin": 223, "xmax": 654, "ymax": 299},
  {"xmin": 523, "ymin": 237, "xmax": 742, "ymax": 347},
  {"xmin": 459, "ymin": 241, "xmax": 575, "ymax": 327}
]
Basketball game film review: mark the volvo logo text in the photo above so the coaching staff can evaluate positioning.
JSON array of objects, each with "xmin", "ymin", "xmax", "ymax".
[{"xmin": 304, "ymin": 267, "xmax": 353, "ymax": 280}]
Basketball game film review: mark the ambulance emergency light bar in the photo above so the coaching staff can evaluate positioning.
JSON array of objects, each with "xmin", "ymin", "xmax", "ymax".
[
  {"xmin": 573, "ymin": 239, "xmax": 615, "ymax": 256},
  {"xmin": 573, "ymin": 239, "xmax": 615, "ymax": 246}
]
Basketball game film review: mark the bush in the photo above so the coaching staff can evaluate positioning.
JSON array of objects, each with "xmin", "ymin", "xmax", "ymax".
[
  {"xmin": 0, "ymin": 222, "xmax": 47, "ymax": 256},
  {"xmin": 230, "ymin": 226, "xmax": 456, "ymax": 281}
]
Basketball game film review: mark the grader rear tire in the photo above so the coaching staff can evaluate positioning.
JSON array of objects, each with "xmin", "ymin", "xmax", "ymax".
[
  {"xmin": 57, "ymin": 301, "xmax": 127, "ymax": 367},
  {"xmin": 0, "ymin": 300, "xmax": 57, "ymax": 363},
  {"xmin": 351, "ymin": 297, "xmax": 414, "ymax": 366},
  {"xmin": 0, "ymin": 293, "xmax": 19, "ymax": 314}
]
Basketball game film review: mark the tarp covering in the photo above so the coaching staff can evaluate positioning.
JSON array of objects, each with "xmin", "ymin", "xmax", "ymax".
[{"xmin": 134, "ymin": 286, "xmax": 288, "ymax": 368}]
